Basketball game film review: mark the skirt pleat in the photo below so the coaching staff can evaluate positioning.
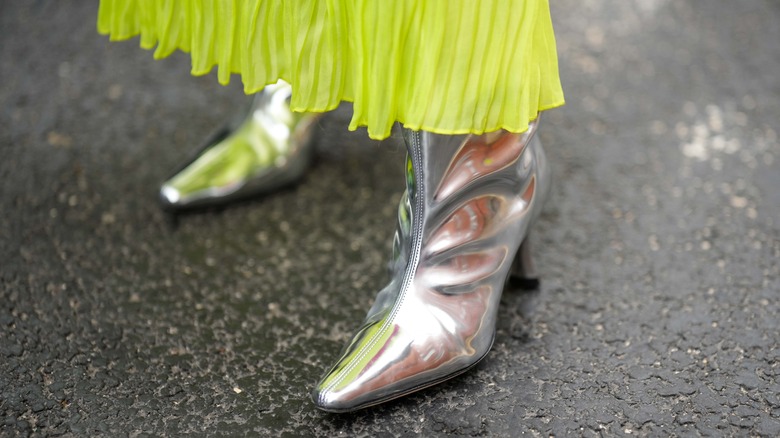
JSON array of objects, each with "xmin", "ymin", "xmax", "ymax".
[{"xmin": 98, "ymin": 0, "xmax": 564, "ymax": 140}]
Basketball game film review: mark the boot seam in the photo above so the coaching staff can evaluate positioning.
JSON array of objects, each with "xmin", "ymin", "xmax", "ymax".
[{"xmin": 320, "ymin": 130, "xmax": 427, "ymax": 402}]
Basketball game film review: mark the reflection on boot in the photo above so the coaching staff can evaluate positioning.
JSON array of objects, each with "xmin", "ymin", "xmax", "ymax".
[
  {"xmin": 313, "ymin": 119, "xmax": 552, "ymax": 412},
  {"xmin": 159, "ymin": 80, "xmax": 320, "ymax": 211}
]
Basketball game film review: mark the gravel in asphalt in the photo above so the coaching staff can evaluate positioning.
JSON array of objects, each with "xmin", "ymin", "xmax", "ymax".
[{"xmin": 1, "ymin": 1, "xmax": 779, "ymax": 436}]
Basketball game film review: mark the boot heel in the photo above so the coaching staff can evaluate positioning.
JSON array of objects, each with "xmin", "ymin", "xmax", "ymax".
[{"xmin": 508, "ymin": 236, "xmax": 540, "ymax": 290}]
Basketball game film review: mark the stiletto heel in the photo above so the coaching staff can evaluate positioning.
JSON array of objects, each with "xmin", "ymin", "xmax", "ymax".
[
  {"xmin": 312, "ymin": 118, "xmax": 551, "ymax": 412},
  {"xmin": 507, "ymin": 236, "xmax": 540, "ymax": 290}
]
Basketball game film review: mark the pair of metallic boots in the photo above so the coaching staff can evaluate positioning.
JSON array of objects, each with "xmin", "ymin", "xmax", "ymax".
[{"xmin": 162, "ymin": 81, "xmax": 551, "ymax": 412}]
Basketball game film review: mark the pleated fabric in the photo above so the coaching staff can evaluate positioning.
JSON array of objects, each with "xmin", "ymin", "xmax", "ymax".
[{"xmin": 98, "ymin": 0, "xmax": 564, "ymax": 140}]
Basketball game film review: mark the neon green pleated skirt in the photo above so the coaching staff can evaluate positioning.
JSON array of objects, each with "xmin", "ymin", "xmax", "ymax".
[{"xmin": 97, "ymin": 0, "xmax": 564, "ymax": 140}]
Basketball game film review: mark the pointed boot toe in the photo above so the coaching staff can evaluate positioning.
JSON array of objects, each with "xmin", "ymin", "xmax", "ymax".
[
  {"xmin": 158, "ymin": 183, "xmax": 182, "ymax": 210},
  {"xmin": 312, "ymin": 284, "xmax": 496, "ymax": 412}
]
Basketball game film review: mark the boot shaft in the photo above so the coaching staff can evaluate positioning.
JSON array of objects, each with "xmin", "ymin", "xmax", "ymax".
[{"xmin": 399, "ymin": 121, "xmax": 550, "ymax": 292}]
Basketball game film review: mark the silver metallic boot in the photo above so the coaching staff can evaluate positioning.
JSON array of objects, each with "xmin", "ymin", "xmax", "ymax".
[
  {"xmin": 312, "ymin": 119, "xmax": 551, "ymax": 412},
  {"xmin": 159, "ymin": 80, "xmax": 319, "ymax": 210}
]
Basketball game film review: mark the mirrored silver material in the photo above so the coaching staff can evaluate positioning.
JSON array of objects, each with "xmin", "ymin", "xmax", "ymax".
[
  {"xmin": 159, "ymin": 80, "xmax": 319, "ymax": 210},
  {"xmin": 312, "ymin": 119, "xmax": 551, "ymax": 412}
]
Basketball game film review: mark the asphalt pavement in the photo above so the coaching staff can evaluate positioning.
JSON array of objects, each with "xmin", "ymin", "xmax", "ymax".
[{"xmin": 1, "ymin": 1, "xmax": 779, "ymax": 436}]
